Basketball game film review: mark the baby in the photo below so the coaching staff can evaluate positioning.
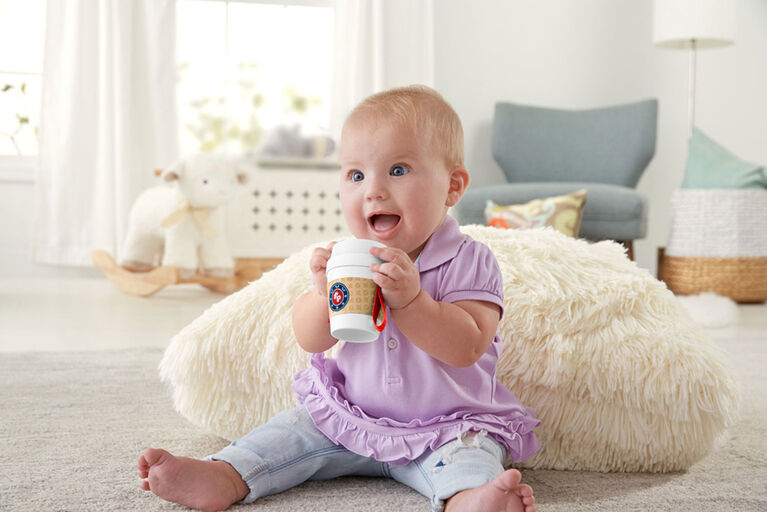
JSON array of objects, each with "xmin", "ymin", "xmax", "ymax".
[{"xmin": 138, "ymin": 85, "xmax": 541, "ymax": 512}]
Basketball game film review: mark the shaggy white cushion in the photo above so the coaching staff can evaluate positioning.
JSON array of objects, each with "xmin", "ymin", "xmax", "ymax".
[{"xmin": 159, "ymin": 225, "xmax": 740, "ymax": 472}]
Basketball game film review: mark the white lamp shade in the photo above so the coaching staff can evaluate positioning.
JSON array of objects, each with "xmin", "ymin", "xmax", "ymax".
[{"xmin": 653, "ymin": 0, "xmax": 737, "ymax": 49}]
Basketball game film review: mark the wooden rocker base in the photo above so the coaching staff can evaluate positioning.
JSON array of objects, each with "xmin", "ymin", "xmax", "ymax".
[{"xmin": 91, "ymin": 250, "xmax": 283, "ymax": 297}]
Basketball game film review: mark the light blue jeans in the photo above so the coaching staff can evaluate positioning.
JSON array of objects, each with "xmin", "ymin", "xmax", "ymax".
[{"xmin": 207, "ymin": 405, "xmax": 507, "ymax": 512}]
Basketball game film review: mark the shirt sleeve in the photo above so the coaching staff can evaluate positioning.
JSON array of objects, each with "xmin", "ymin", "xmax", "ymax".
[{"xmin": 437, "ymin": 240, "xmax": 505, "ymax": 319}]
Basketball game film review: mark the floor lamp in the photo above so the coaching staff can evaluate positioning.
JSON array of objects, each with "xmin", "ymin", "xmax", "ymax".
[{"xmin": 653, "ymin": 0, "xmax": 737, "ymax": 138}]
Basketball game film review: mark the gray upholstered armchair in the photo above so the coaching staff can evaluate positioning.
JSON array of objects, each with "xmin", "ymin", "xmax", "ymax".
[{"xmin": 451, "ymin": 99, "xmax": 658, "ymax": 259}]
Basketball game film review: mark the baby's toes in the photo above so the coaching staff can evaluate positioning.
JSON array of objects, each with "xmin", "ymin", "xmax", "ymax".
[
  {"xmin": 514, "ymin": 483, "xmax": 533, "ymax": 498},
  {"xmin": 138, "ymin": 456, "xmax": 149, "ymax": 478}
]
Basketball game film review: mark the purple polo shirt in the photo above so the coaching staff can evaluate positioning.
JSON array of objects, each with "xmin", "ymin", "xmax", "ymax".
[{"xmin": 293, "ymin": 215, "xmax": 541, "ymax": 466}]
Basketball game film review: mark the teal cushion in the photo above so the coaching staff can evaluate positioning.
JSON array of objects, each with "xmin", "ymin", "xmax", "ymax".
[{"xmin": 682, "ymin": 128, "xmax": 767, "ymax": 189}]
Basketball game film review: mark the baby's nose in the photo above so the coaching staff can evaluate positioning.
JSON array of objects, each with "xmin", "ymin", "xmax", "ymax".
[
  {"xmin": 364, "ymin": 178, "xmax": 388, "ymax": 200},
  {"xmin": 365, "ymin": 187, "xmax": 387, "ymax": 201}
]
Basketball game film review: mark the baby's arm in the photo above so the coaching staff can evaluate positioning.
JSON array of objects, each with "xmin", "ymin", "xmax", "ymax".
[
  {"xmin": 370, "ymin": 246, "xmax": 500, "ymax": 367},
  {"xmin": 291, "ymin": 243, "xmax": 339, "ymax": 353},
  {"xmin": 396, "ymin": 294, "xmax": 500, "ymax": 367}
]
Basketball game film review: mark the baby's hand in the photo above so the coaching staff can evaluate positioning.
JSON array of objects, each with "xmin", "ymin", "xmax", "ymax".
[
  {"xmin": 369, "ymin": 246, "xmax": 420, "ymax": 310},
  {"xmin": 309, "ymin": 242, "xmax": 336, "ymax": 296}
]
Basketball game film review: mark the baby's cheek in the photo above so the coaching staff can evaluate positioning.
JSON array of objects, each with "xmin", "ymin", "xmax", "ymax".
[{"xmin": 348, "ymin": 220, "xmax": 369, "ymax": 239}]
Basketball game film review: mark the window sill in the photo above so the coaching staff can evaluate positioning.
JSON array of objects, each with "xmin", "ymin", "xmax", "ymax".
[
  {"xmin": 256, "ymin": 157, "xmax": 340, "ymax": 170},
  {"xmin": 0, "ymin": 157, "xmax": 36, "ymax": 183}
]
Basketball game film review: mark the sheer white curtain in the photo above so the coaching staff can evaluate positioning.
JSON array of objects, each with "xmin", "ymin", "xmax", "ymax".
[
  {"xmin": 33, "ymin": 0, "xmax": 178, "ymax": 266},
  {"xmin": 330, "ymin": 0, "xmax": 435, "ymax": 138}
]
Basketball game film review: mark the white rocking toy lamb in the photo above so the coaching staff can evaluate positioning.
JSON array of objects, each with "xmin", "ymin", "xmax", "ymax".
[{"xmin": 120, "ymin": 154, "xmax": 249, "ymax": 279}]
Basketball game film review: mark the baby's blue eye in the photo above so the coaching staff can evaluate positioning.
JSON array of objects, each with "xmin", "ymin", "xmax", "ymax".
[
  {"xmin": 391, "ymin": 165, "xmax": 409, "ymax": 176},
  {"xmin": 351, "ymin": 171, "xmax": 364, "ymax": 182}
]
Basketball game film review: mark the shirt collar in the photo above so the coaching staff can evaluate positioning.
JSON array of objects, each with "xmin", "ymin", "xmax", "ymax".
[{"xmin": 416, "ymin": 215, "xmax": 467, "ymax": 272}]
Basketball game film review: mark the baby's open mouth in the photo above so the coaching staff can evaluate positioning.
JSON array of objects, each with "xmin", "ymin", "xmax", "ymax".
[{"xmin": 368, "ymin": 213, "xmax": 401, "ymax": 232}]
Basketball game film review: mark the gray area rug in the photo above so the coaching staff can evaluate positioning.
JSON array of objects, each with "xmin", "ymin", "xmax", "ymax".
[{"xmin": 1, "ymin": 343, "xmax": 765, "ymax": 512}]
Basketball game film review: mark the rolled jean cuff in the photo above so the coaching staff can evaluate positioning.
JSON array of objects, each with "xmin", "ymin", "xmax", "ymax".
[
  {"xmin": 430, "ymin": 498, "xmax": 447, "ymax": 512},
  {"xmin": 205, "ymin": 444, "xmax": 270, "ymax": 504}
]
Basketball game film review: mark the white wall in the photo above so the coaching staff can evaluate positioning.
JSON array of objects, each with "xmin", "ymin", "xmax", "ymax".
[{"xmin": 434, "ymin": 0, "xmax": 767, "ymax": 275}]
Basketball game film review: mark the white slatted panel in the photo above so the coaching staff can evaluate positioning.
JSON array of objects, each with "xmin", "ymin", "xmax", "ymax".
[{"xmin": 227, "ymin": 165, "xmax": 349, "ymax": 258}]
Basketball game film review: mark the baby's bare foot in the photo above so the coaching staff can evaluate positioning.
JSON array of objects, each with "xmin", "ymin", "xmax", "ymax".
[
  {"xmin": 138, "ymin": 448, "xmax": 249, "ymax": 512},
  {"xmin": 445, "ymin": 469, "xmax": 536, "ymax": 512}
]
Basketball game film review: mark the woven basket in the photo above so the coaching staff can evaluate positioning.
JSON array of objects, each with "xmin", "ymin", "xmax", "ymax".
[{"xmin": 658, "ymin": 248, "xmax": 767, "ymax": 303}]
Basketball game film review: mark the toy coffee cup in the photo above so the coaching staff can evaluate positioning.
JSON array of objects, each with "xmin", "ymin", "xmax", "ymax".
[{"xmin": 326, "ymin": 239, "xmax": 387, "ymax": 342}]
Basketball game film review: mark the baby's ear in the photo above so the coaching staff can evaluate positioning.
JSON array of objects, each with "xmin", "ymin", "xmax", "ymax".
[
  {"xmin": 162, "ymin": 160, "xmax": 185, "ymax": 182},
  {"xmin": 445, "ymin": 166, "xmax": 470, "ymax": 207}
]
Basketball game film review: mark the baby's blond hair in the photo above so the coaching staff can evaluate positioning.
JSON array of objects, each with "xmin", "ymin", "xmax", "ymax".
[{"xmin": 344, "ymin": 85, "xmax": 464, "ymax": 169}]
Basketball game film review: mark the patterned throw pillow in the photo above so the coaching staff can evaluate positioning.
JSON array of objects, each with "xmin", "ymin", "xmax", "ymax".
[{"xmin": 485, "ymin": 189, "xmax": 587, "ymax": 237}]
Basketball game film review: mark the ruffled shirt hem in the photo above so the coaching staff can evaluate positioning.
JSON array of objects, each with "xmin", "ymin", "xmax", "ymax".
[{"xmin": 292, "ymin": 354, "xmax": 541, "ymax": 466}]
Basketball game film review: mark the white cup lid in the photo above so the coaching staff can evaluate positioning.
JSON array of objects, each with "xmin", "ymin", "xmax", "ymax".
[
  {"xmin": 332, "ymin": 239, "xmax": 386, "ymax": 256},
  {"xmin": 327, "ymin": 239, "xmax": 385, "ymax": 271}
]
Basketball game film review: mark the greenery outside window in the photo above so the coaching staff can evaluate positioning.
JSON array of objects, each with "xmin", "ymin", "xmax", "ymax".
[
  {"xmin": 0, "ymin": 0, "xmax": 46, "ymax": 181},
  {"xmin": 176, "ymin": 0, "xmax": 334, "ymax": 156}
]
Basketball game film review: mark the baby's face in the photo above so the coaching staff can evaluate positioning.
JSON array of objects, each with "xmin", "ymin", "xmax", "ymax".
[{"xmin": 339, "ymin": 117, "xmax": 453, "ymax": 261}]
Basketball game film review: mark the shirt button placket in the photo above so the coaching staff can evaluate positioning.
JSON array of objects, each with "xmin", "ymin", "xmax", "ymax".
[{"xmin": 384, "ymin": 337, "xmax": 402, "ymax": 387}]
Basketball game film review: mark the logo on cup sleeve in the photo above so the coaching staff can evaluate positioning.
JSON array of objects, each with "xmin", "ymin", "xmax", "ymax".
[{"xmin": 329, "ymin": 282, "xmax": 350, "ymax": 312}]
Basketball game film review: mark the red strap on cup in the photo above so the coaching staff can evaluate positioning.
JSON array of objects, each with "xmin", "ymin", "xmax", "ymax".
[{"xmin": 372, "ymin": 286, "xmax": 386, "ymax": 331}]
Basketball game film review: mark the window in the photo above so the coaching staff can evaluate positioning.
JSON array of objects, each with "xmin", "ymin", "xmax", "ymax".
[
  {"xmin": 0, "ymin": 0, "xmax": 333, "ymax": 177},
  {"xmin": 0, "ymin": 0, "xmax": 46, "ymax": 174},
  {"xmin": 176, "ymin": 0, "xmax": 334, "ymax": 156}
]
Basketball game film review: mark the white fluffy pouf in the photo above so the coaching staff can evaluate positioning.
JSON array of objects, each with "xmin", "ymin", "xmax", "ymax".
[{"xmin": 160, "ymin": 225, "xmax": 740, "ymax": 473}]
